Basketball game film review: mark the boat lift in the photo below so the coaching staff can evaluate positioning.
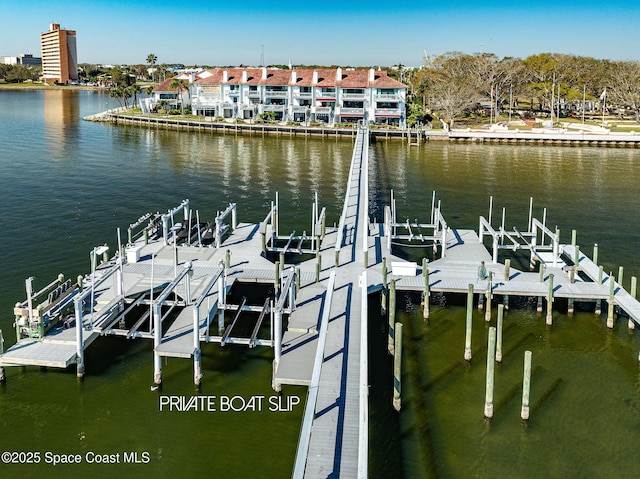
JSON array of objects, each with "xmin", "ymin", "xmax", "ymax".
[
  {"xmin": 384, "ymin": 189, "xmax": 448, "ymax": 258},
  {"xmin": 478, "ymin": 196, "xmax": 560, "ymax": 266},
  {"xmin": 261, "ymin": 192, "xmax": 326, "ymax": 255}
]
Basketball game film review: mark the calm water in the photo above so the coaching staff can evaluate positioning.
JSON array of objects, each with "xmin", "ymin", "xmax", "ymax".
[{"xmin": 1, "ymin": 89, "xmax": 639, "ymax": 478}]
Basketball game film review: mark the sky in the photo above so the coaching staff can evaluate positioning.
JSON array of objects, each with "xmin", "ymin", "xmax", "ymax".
[{"xmin": 1, "ymin": 0, "xmax": 639, "ymax": 67}]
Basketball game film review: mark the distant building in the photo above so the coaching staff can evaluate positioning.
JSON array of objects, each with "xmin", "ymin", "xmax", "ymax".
[
  {"xmin": 1, "ymin": 54, "xmax": 41, "ymax": 66},
  {"xmin": 186, "ymin": 67, "xmax": 406, "ymax": 127},
  {"xmin": 40, "ymin": 23, "xmax": 78, "ymax": 84}
]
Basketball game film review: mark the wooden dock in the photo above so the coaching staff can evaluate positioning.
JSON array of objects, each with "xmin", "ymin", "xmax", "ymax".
[{"xmin": 4, "ymin": 121, "xmax": 640, "ymax": 478}]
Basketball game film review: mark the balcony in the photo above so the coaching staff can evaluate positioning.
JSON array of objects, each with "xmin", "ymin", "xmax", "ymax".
[
  {"xmin": 192, "ymin": 96, "xmax": 219, "ymax": 107},
  {"xmin": 262, "ymin": 104, "xmax": 286, "ymax": 112},
  {"xmin": 375, "ymin": 92, "xmax": 401, "ymax": 101},
  {"xmin": 340, "ymin": 107, "xmax": 365, "ymax": 115},
  {"xmin": 295, "ymin": 91, "xmax": 313, "ymax": 99},
  {"xmin": 340, "ymin": 92, "xmax": 365, "ymax": 100},
  {"xmin": 316, "ymin": 90, "xmax": 336, "ymax": 100},
  {"xmin": 228, "ymin": 89, "xmax": 240, "ymax": 97},
  {"xmin": 315, "ymin": 106, "xmax": 332, "ymax": 114},
  {"xmin": 374, "ymin": 108, "xmax": 402, "ymax": 117},
  {"xmin": 292, "ymin": 105, "xmax": 310, "ymax": 113},
  {"xmin": 247, "ymin": 90, "xmax": 260, "ymax": 98},
  {"xmin": 265, "ymin": 90, "xmax": 287, "ymax": 98}
]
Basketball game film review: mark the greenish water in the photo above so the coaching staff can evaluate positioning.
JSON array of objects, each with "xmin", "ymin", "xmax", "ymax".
[{"xmin": 1, "ymin": 90, "xmax": 640, "ymax": 478}]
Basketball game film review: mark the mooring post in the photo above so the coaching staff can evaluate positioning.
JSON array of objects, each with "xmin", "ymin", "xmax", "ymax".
[
  {"xmin": 0, "ymin": 330, "xmax": 5, "ymax": 383},
  {"xmin": 279, "ymin": 252, "xmax": 285, "ymax": 277},
  {"xmin": 546, "ymin": 273, "xmax": 554, "ymax": 325},
  {"xmin": 381, "ymin": 258, "xmax": 388, "ymax": 315},
  {"xmin": 485, "ymin": 271, "xmax": 493, "ymax": 322},
  {"xmin": 388, "ymin": 279, "xmax": 396, "ymax": 355},
  {"xmin": 598, "ymin": 265, "xmax": 604, "ymax": 285},
  {"xmin": 153, "ymin": 301, "xmax": 162, "ymax": 385},
  {"xmin": 74, "ymin": 298, "xmax": 85, "ymax": 380},
  {"xmin": 465, "ymin": 284, "xmax": 473, "ymax": 361},
  {"xmin": 593, "ymin": 243, "xmax": 599, "ymax": 266},
  {"xmin": 193, "ymin": 308, "xmax": 202, "ymax": 387},
  {"xmin": 423, "ymin": 258, "xmax": 430, "ymax": 320},
  {"xmin": 618, "ymin": 266, "xmax": 624, "ymax": 289},
  {"xmin": 218, "ymin": 267, "xmax": 226, "ymax": 334},
  {"xmin": 393, "ymin": 322, "xmax": 403, "ymax": 411},
  {"xmin": 539, "ymin": 263, "xmax": 545, "ymax": 283},
  {"xmin": 496, "ymin": 304, "xmax": 504, "ymax": 363},
  {"xmin": 607, "ymin": 274, "xmax": 616, "ymax": 329},
  {"xmin": 274, "ymin": 260, "xmax": 280, "ymax": 295},
  {"xmin": 521, "ymin": 350, "xmax": 532, "ymax": 420},
  {"xmin": 568, "ymin": 298, "xmax": 575, "ymax": 315},
  {"xmin": 484, "ymin": 327, "xmax": 497, "ymax": 419},
  {"xmin": 504, "ymin": 259, "xmax": 511, "ymax": 281},
  {"xmin": 573, "ymin": 245, "xmax": 580, "ymax": 271},
  {"xmin": 630, "ymin": 276, "xmax": 637, "ymax": 330},
  {"xmin": 77, "ymin": 274, "xmax": 83, "ymax": 289},
  {"xmin": 571, "ymin": 229, "xmax": 577, "ymax": 247}
]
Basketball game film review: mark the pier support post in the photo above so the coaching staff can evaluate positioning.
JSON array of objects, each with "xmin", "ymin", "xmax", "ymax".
[
  {"xmin": 74, "ymin": 298, "xmax": 85, "ymax": 380},
  {"xmin": 261, "ymin": 232, "xmax": 266, "ymax": 253},
  {"xmin": 593, "ymin": 243, "xmax": 598, "ymax": 266},
  {"xmin": 484, "ymin": 327, "xmax": 497, "ymax": 419},
  {"xmin": 546, "ymin": 273, "xmax": 554, "ymax": 325},
  {"xmin": 279, "ymin": 252, "xmax": 285, "ymax": 276},
  {"xmin": 503, "ymin": 295, "xmax": 509, "ymax": 311},
  {"xmin": 153, "ymin": 302, "xmax": 162, "ymax": 386},
  {"xmin": 143, "ymin": 228, "xmax": 149, "ymax": 245},
  {"xmin": 485, "ymin": 272, "xmax": 493, "ymax": 322},
  {"xmin": 193, "ymin": 308, "xmax": 202, "ymax": 387},
  {"xmin": 568, "ymin": 298, "xmax": 575, "ymax": 315},
  {"xmin": 0, "ymin": 330, "xmax": 4, "ymax": 382},
  {"xmin": 388, "ymin": 279, "xmax": 396, "ymax": 355},
  {"xmin": 630, "ymin": 277, "xmax": 637, "ymax": 330},
  {"xmin": 226, "ymin": 249, "xmax": 231, "ymax": 269},
  {"xmin": 504, "ymin": 259, "xmax": 511, "ymax": 281},
  {"xmin": 295, "ymin": 267, "xmax": 301, "ymax": 295},
  {"xmin": 573, "ymin": 245, "xmax": 580, "ymax": 271},
  {"xmin": 478, "ymin": 293, "xmax": 484, "ymax": 311},
  {"xmin": 218, "ymin": 269, "xmax": 226, "ymax": 334},
  {"xmin": 315, "ymin": 255, "xmax": 321, "ymax": 284},
  {"xmin": 571, "ymin": 229, "xmax": 577, "ymax": 247},
  {"xmin": 607, "ymin": 274, "xmax": 616, "ymax": 329},
  {"xmin": 521, "ymin": 350, "xmax": 532, "ymax": 421},
  {"xmin": 496, "ymin": 304, "xmax": 504, "ymax": 363},
  {"xmin": 381, "ymin": 258, "xmax": 388, "ymax": 315},
  {"xmin": 598, "ymin": 266, "xmax": 604, "ymax": 285},
  {"xmin": 595, "ymin": 299, "xmax": 602, "ymax": 316},
  {"xmin": 0, "ymin": 367, "xmax": 4, "ymax": 383},
  {"xmin": 537, "ymin": 296, "xmax": 543, "ymax": 313},
  {"xmin": 393, "ymin": 322, "xmax": 403, "ymax": 411},
  {"xmin": 274, "ymin": 261, "xmax": 280, "ymax": 295},
  {"xmin": 465, "ymin": 284, "xmax": 474, "ymax": 361},
  {"xmin": 618, "ymin": 266, "xmax": 624, "ymax": 289},
  {"xmin": 422, "ymin": 258, "xmax": 430, "ymax": 320}
]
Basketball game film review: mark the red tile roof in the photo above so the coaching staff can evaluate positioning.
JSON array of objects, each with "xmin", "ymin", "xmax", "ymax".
[{"xmin": 194, "ymin": 67, "xmax": 406, "ymax": 89}]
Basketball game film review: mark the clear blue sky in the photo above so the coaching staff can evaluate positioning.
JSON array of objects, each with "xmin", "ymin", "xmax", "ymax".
[{"xmin": 2, "ymin": 0, "xmax": 639, "ymax": 66}]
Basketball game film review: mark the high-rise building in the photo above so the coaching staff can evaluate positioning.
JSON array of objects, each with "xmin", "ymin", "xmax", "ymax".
[{"xmin": 40, "ymin": 23, "xmax": 78, "ymax": 84}]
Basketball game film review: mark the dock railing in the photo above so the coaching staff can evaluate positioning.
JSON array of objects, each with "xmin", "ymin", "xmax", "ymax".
[{"xmin": 292, "ymin": 271, "xmax": 336, "ymax": 478}]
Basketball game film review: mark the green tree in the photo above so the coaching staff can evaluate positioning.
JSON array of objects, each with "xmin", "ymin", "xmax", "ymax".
[
  {"xmin": 146, "ymin": 54, "xmax": 157, "ymax": 82},
  {"xmin": 169, "ymin": 78, "xmax": 188, "ymax": 115}
]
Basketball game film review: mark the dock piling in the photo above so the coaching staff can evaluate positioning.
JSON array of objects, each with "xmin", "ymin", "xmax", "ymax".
[
  {"xmin": 618, "ymin": 266, "xmax": 624, "ymax": 289},
  {"xmin": 630, "ymin": 277, "xmax": 637, "ymax": 330},
  {"xmin": 465, "ymin": 284, "xmax": 473, "ymax": 361},
  {"xmin": 388, "ymin": 279, "xmax": 396, "ymax": 355},
  {"xmin": 521, "ymin": 350, "xmax": 532, "ymax": 420},
  {"xmin": 504, "ymin": 259, "xmax": 511, "ymax": 281},
  {"xmin": 74, "ymin": 298, "xmax": 85, "ymax": 380},
  {"xmin": 496, "ymin": 304, "xmax": 504, "ymax": 363},
  {"xmin": 607, "ymin": 274, "xmax": 616, "ymax": 328},
  {"xmin": 422, "ymin": 258, "xmax": 429, "ymax": 320},
  {"xmin": 393, "ymin": 322, "xmax": 403, "ymax": 411},
  {"xmin": 485, "ymin": 271, "xmax": 493, "ymax": 322},
  {"xmin": 593, "ymin": 243, "xmax": 599, "ymax": 266},
  {"xmin": 484, "ymin": 327, "xmax": 497, "ymax": 418},
  {"xmin": 546, "ymin": 273, "xmax": 554, "ymax": 325},
  {"xmin": 381, "ymin": 258, "xmax": 388, "ymax": 315}
]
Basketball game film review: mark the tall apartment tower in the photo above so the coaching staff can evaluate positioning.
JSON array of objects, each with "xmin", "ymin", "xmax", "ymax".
[{"xmin": 40, "ymin": 23, "xmax": 78, "ymax": 84}]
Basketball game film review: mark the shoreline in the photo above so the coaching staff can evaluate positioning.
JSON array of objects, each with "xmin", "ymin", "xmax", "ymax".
[{"xmin": 85, "ymin": 110, "xmax": 640, "ymax": 146}]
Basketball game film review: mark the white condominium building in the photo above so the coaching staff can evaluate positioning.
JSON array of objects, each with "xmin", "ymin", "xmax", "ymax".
[{"xmin": 188, "ymin": 67, "xmax": 406, "ymax": 127}]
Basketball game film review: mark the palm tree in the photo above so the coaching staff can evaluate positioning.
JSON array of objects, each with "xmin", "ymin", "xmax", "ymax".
[
  {"xmin": 130, "ymin": 83, "xmax": 142, "ymax": 107},
  {"xmin": 146, "ymin": 53, "xmax": 157, "ymax": 82},
  {"xmin": 169, "ymin": 78, "xmax": 188, "ymax": 115}
]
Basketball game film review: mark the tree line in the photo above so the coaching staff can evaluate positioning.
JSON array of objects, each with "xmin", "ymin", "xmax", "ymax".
[{"xmin": 401, "ymin": 52, "xmax": 640, "ymax": 126}]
